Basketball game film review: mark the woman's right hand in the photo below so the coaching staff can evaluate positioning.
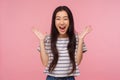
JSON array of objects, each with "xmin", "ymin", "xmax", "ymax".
[
  {"xmin": 78, "ymin": 25, "xmax": 92, "ymax": 40},
  {"xmin": 32, "ymin": 27, "xmax": 46, "ymax": 41}
]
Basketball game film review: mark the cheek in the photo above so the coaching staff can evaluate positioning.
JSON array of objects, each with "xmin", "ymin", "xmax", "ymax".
[
  {"xmin": 65, "ymin": 21, "xmax": 69, "ymax": 27},
  {"xmin": 66, "ymin": 21, "xmax": 69, "ymax": 30},
  {"xmin": 55, "ymin": 20, "xmax": 59, "ymax": 26},
  {"xmin": 55, "ymin": 21, "xmax": 59, "ymax": 30}
]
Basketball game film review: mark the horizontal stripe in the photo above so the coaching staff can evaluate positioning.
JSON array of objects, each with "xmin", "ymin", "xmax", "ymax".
[
  {"xmin": 45, "ymin": 71, "xmax": 80, "ymax": 75},
  {"xmin": 45, "ymin": 66, "xmax": 73, "ymax": 70},
  {"xmin": 49, "ymin": 62, "xmax": 78, "ymax": 66},
  {"xmin": 37, "ymin": 34, "xmax": 87, "ymax": 77},
  {"xmin": 44, "ymin": 73, "xmax": 80, "ymax": 77},
  {"xmin": 50, "ymin": 69, "xmax": 75, "ymax": 72},
  {"xmin": 46, "ymin": 50, "xmax": 68, "ymax": 53},
  {"xmin": 49, "ymin": 58, "xmax": 70, "ymax": 61},
  {"xmin": 48, "ymin": 63, "xmax": 71, "ymax": 65},
  {"xmin": 49, "ymin": 55, "xmax": 69, "ymax": 58}
]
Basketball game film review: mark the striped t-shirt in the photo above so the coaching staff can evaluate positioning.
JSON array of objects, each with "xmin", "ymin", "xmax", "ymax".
[{"xmin": 37, "ymin": 34, "xmax": 87, "ymax": 77}]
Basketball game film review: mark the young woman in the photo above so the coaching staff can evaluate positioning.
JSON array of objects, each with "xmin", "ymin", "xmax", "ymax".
[{"xmin": 32, "ymin": 6, "xmax": 92, "ymax": 80}]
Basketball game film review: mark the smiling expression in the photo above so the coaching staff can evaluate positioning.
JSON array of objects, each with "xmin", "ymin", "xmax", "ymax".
[{"xmin": 55, "ymin": 10, "xmax": 69, "ymax": 37}]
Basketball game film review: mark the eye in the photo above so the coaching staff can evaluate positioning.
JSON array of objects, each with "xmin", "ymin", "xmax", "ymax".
[
  {"xmin": 56, "ymin": 18, "xmax": 60, "ymax": 20},
  {"xmin": 64, "ymin": 17, "xmax": 69, "ymax": 20},
  {"xmin": 64, "ymin": 18, "xmax": 68, "ymax": 20},
  {"xmin": 64, "ymin": 18, "xmax": 69, "ymax": 20}
]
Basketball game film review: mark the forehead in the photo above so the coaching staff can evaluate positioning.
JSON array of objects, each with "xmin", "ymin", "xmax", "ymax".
[{"xmin": 56, "ymin": 10, "xmax": 68, "ymax": 17}]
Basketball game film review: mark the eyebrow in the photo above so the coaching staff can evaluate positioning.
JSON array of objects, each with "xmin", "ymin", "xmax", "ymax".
[{"xmin": 56, "ymin": 16, "xmax": 68, "ymax": 18}]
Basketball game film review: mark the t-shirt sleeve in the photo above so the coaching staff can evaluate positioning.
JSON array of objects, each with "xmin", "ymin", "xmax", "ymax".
[{"xmin": 82, "ymin": 42, "xmax": 87, "ymax": 53}]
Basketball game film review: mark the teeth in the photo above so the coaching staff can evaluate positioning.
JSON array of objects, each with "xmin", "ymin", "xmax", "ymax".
[{"xmin": 59, "ymin": 26, "xmax": 65, "ymax": 29}]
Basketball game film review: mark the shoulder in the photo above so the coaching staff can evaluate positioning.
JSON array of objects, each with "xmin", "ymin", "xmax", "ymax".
[
  {"xmin": 44, "ymin": 34, "xmax": 51, "ymax": 43},
  {"xmin": 45, "ymin": 34, "xmax": 51, "ymax": 39}
]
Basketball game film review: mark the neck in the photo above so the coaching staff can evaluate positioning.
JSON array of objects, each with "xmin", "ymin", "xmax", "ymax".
[{"xmin": 58, "ymin": 34, "xmax": 68, "ymax": 38}]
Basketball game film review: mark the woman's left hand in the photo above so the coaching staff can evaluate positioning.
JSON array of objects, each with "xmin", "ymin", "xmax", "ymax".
[{"xmin": 78, "ymin": 25, "xmax": 92, "ymax": 40}]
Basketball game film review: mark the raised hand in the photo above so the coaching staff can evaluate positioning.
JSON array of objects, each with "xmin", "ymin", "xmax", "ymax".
[
  {"xmin": 32, "ymin": 27, "xmax": 47, "ymax": 41},
  {"xmin": 78, "ymin": 25, "xmax": 92, "ymax": 39}
]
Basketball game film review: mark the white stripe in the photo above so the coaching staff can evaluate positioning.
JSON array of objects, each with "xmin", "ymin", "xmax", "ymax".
[
  {"xmin": 52, "ymin": 70, "xmax": 71, "ymax": 74},
  {"xmin": 37, "ymin": 34, "xmax": 87, "ymax": 77},
  {"xmin": 56, "ymin": 44, "xmax": 67, "ymax": 47},
  {"xmin": 57, "ymin": 47, "xmax": 67, "ymax": 51},
  {"xmin": 45, "ymin": 40, "xmax": 68, "ymax": 43},
  {"xmin": 59, "ymin": 53, "xmax": 69, "ymax": 56},
  {"xmin": 58, "ymin": 50, "xmax": 68, "ymax": 53},
  {"xmin": 45, "ymin": 66, "xmax": 72, "ymax": 70},
  {"xmin": 58, "ymin": 56, "xmax": 70, "ymax": 60}
]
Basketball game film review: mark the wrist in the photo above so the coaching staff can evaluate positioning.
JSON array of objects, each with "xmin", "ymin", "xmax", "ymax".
[
  {"xmin": 79, "ymin": 37, "xmax": 84, "ymax": 41},
  {"xmin": 40, "ymin": 40, "xmax": 44, "ymax": 43}
]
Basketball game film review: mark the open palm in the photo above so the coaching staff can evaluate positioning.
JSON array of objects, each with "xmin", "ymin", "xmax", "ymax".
[
  {"xmin": 32, "ymin": 27, "xmax": 46, "ymax": 41},
  {"xmin": 78, "ymin": 25, "xmax": 92, "ymax": 39}
]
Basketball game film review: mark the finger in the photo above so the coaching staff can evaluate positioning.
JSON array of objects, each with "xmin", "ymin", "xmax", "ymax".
[{"xmin": 32, "ymin": 27, "xmax": 38, "ymax": 33}]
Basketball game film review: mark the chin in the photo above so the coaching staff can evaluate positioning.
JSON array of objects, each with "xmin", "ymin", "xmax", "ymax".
[{"xmin": 59, "ymin": 32, "xmax": 66, "ymax": 35}]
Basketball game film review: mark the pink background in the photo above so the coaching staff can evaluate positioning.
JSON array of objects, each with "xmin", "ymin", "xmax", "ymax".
[{"xmin": 0, "ymin": 0, "xmax": 120, "ymax": 80}]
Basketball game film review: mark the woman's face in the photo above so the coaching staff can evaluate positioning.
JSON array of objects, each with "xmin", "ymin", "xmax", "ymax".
[{"xmin": 55, "ymin": 10, "xmax": 69, "ymax": 36}]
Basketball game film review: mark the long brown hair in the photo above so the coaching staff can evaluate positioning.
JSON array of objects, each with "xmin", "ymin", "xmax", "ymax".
[{"xmin": 49, "ymin": 6, "xmax": 76, "ymax": 74}]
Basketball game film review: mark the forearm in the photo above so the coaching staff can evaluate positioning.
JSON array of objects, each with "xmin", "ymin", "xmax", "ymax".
[
  {"xmin": 76, "ymin": 38, "xmax": 84, "ymax": 65},
  {"xmin": 39, "ymin": 40, "xmax": 48, "ymax": 67}
]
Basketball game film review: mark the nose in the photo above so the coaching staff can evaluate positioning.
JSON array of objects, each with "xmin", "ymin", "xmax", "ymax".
[{"xmin": 60, "ymin": 20, "xmax": 64, "ymax": 25}]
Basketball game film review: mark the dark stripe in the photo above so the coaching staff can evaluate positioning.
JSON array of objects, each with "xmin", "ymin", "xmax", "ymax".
[
  {"xmin": 48, "ymin": 62, "xmax": 71, "ymax": 65},
  {"xmin": 49, "ymin": 59, "xmax": 70, "ymax": 61},
  {"xmin": 45, "ymin": 72, "xmax": 80, "ymax": 75}
]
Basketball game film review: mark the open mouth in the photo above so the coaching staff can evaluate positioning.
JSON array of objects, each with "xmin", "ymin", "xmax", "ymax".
[{"xmin": 59, "ymin": 26, "xmax": 66, "ymax": 32}]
